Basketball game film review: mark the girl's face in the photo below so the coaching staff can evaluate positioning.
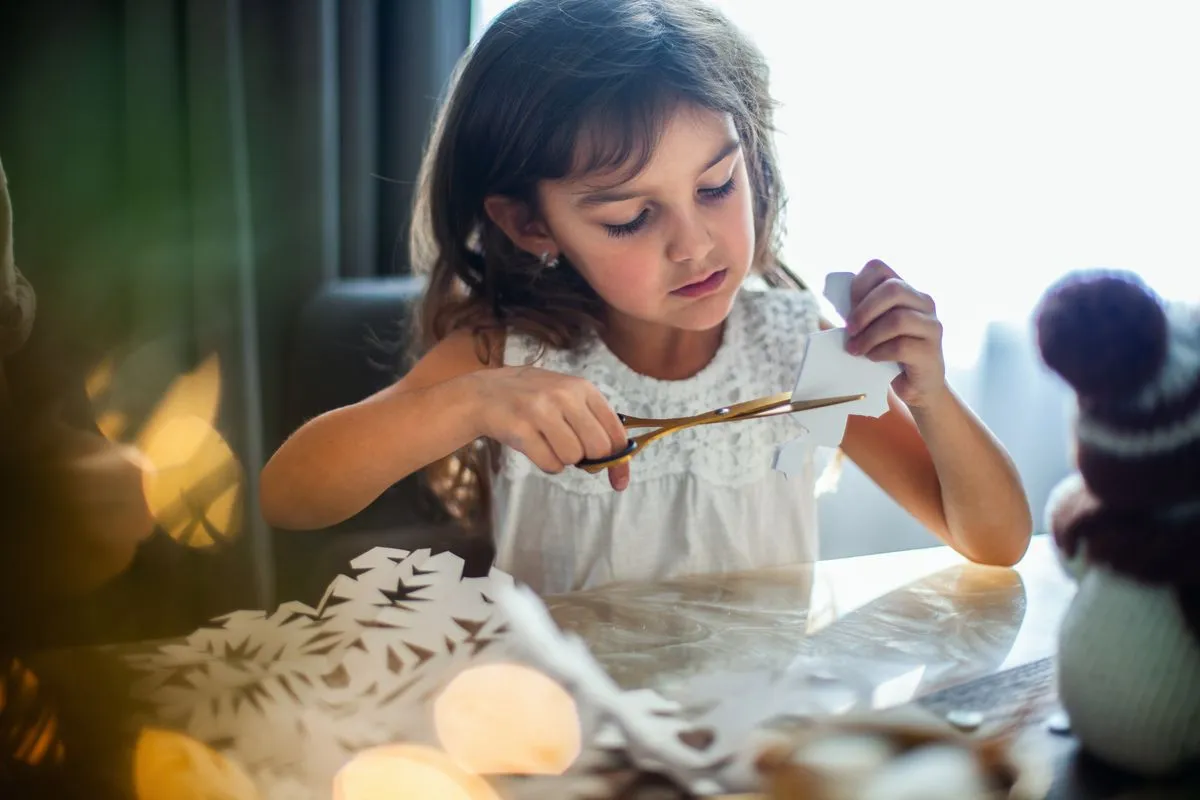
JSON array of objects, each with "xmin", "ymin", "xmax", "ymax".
[{"xmin": 538, "ymin": 106, "xmax": 755, "ymax": 333}]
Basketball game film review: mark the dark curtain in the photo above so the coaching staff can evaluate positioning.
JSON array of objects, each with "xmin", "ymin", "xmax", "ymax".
[{"xmin": 0, "ymin": 0, "xmax": 469, "ymax": 640}]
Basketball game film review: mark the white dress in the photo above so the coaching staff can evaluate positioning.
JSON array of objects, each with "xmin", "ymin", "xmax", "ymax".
[{"xmin": 492, "ymin": 287, "xmax": 823, "ymax": 594}]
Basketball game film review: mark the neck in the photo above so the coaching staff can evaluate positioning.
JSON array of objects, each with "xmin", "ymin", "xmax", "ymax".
[{"xmin": 601, "ymin": 310, "xmax": 725, "ymax": 381}]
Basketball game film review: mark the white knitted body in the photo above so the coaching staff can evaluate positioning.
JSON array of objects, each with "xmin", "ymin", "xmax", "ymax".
[{"xmin": 1056, "ymin": 551, "xmax": 1200, "ymax": 775}]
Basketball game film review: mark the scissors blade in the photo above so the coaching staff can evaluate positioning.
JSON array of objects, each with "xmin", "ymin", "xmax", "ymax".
[
  {"xmin": 786, "ymin": 392, "xmax": 867, "ymax": 412},
  {"xmin": 724, "ymin": 392, "xmax": 866, "ymax": 421},
  {"xmin": 580, "ymin": 392, "xmax": 867, "ymax": 473},
  {"xmin": 617, "ymin": 392, "xmax": 793, "ymax": 429}
]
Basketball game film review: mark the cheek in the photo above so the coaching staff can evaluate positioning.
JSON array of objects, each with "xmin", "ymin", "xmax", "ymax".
[{"xmin": 570, "ymin": 239, "xmax": 664, "ymax": 308}]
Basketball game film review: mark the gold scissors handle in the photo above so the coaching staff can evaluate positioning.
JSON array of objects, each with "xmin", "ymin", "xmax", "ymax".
[{"xmin": 576, "ymin": 392, "xmax": 866, "ymax": 474}]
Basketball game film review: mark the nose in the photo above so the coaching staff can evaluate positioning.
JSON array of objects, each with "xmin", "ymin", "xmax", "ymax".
[{"xmin": 665, "ymin": 209, "xmax": 715, "ymax": 265}]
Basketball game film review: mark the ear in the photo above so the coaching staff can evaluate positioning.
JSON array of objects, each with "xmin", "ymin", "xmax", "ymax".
[{"xmin": 483, "ymin": 195, "xmax": 557, "ymax": 260}]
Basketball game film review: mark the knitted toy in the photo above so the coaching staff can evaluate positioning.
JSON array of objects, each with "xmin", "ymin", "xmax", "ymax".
[{"xmin": 1035, "ymin": 269, "xmax": 1200, "ymax": 776}]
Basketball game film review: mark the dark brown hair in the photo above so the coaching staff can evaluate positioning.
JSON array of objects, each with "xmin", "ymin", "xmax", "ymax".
[{"xmin": 409, "ymin": 0, "xmax": 803, "ymax": 527}]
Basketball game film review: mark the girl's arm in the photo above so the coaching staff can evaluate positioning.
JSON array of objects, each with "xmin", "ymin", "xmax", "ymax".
[
  {"xmin": 260, "ymin": 332, "xmax": 492, "ymax": 530},
  {"xmin": 834, "ymin": 260, "xmax": 1033, "ymax": 566},
  {"xmin": 840, "ymin": 388, "xmax": 1032, "ymax": 566},
  {"xmin": 260, "ymin": 331, "xmax": 630, "ymax": 530}
]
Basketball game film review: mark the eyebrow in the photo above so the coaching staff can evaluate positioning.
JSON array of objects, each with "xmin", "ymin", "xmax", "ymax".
[{"xmin": 574, "ymin": 138, "xmax": 742, "ymax": 207}]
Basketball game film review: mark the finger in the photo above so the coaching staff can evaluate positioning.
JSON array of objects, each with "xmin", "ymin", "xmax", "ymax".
[
  {"xmin": 860, "ymin": 334, "xmax": 930, "ymax": 364},
  {"xmin": 846, "ymin": 277, "xmax": 935, "ymax": 335},
  {"xmin": 849, "ymin": 259, "xmax": 899, "ymax": 308},
  {"xmin": 587, "ymin": 392, "xmax": 632, "ymax": 456},
  {"xmin": 508, "ymin": 426, "xmax": 564, "ymax": 474},
  {"xmin": 563, "ymin": 403, "xmax": 617, "ymax": 460},
  {"xmin": 890, "ymin": 372, "xmax": 917, "ymax": 404},
  {"xmin": 847, "ymin": 308, "xmax": 941, "ymax": 356},
  {"xmin": 540, "ymin": 414, "xmax": 586, "ymax": 467},
  {"xmin": 608, "ymin": 462, "xmax": 631, "ymax": 491}
]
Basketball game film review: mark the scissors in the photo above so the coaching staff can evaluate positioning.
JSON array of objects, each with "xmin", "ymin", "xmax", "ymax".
[{"xmin": 576, "ymin": 392, "xmax": 866, "ymax": 473}]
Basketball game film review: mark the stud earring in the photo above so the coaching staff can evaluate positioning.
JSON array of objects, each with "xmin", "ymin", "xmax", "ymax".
[{"xmin": 539, "ymin": 251, "xmax": 561, "ymax": 270}]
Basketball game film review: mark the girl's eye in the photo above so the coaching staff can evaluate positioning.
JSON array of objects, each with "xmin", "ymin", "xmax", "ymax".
[
  {"xmin": 601, "ymin": 178, "xmax": 734, "ymax": 238},
  {"xmin": 604, "ymin": 209, "xmax": 650, "ymax": 239},
  {"xmin": 699, "ymin": 176, "xmax": 736, "ymax": 201}
]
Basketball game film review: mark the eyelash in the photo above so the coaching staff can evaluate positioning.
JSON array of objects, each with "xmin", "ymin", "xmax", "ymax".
[
  {"xmin": 603, "ymin": 177, "xmax": 737, "ymax": 239},
  {"xmin": 700, "ymin": 176, "xmax": 737, "ymax": 201}
]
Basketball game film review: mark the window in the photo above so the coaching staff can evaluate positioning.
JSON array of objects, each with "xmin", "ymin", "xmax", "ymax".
[{"xmin": 472, "ymin": 0, "xmax": 515, "ymax": 41}]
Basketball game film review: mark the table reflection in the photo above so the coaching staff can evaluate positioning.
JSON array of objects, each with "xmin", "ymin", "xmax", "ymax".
[{"xmin": 548, "ymin": 536, "xmax": 1069, "ymax": 707}]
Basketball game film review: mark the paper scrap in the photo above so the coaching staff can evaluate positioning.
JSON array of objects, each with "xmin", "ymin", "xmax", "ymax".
[
  {"xmin": 823, "ymin": 271, "xmax": 855, "ymax": 321},
  {"xmin": 774, "ymin": 272, "xmax": 902, "ymax": 477}
]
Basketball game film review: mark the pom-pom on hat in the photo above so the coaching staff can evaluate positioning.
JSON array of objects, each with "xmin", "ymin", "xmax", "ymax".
[{"xmin": 1035, "ymin": 270, "xmax": 1200, "ymax": 510}]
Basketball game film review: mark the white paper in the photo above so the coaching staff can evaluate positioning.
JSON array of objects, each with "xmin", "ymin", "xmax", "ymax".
[
  {"xmin": 823, "ymin": 271, "xmax": 855, "ymax": 320},
  {"xmin": 125, "ymin": 546, "xmax": 519, "ymax": 799},
  {"xmin": 774, "ymin": 272, "xmax": 902, "ymax": 477}
]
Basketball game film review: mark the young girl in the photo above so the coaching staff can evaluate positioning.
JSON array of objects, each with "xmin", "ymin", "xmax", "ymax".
[{"xmin": 260, "ymin": 0, "xmax": 1032, "ymax": 594}]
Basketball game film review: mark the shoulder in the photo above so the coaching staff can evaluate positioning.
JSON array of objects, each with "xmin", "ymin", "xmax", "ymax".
[
  {"xmin": 396, "ymin": 327, "xmax": 505, "ymax": 392},
  {"xmin": 404, "ymin": 322, "xmax": 581, "ymax": 387}
]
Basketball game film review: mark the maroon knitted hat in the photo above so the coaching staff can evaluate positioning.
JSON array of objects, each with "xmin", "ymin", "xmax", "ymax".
[{"xmin": 1035, "ymin": 270, "xmax": 1200, "ymax": 511}]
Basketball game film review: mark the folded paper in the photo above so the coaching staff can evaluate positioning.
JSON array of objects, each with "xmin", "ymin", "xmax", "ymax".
[{"xmin": 773, "ymin": 272, "xmax": 902, "ymax": 477}]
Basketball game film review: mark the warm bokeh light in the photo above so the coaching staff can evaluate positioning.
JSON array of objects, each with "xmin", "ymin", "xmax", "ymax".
[
  {"xmin": 81, "ymin": 351, "xmax": 241, "ymax": 548},
  {"xmin": 95, "ymin": 409, "xmax": 129, "ymax": 441},
  {"xmin": 1, "ymin": 659, "xmax": 64, "ymax": 767},
  {"xmin": 139, "ymin": 415, "xmax": 243, "ymax": 548},
  {"xmin": 83, "ymin": 349, "xmax": 243, "ymax": 547},
  {"xmin": 135, "ymin": 354, "xmax": 222, "ymax": 459},
  {"xmin": 433, "ymin": 662, "xmax": 581, "ymax": 776},
  {"xmin": 85, "ymin": 355, "xmax": 116, "ymax": 402},
  {"xmin": 89, "ymin": 352, "xmax": 222, "ymax": 450},
  {"xmin": 333, "ymin": 744, "xmax": 501, "ymax": 800},
  {"xmin": 133, "ymin": 728, "xmax": 259, "ymax": 800}
]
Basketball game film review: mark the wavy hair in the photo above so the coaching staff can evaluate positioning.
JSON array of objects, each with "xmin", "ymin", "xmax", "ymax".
[{"xmin": 408, "ymin": 0, "xmax": 804, "ymax": 529}]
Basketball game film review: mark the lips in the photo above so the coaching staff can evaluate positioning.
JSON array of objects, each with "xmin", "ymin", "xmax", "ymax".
[{"xmin": 671, "ymin": 269, "xmax": 728, "ymax": 298}]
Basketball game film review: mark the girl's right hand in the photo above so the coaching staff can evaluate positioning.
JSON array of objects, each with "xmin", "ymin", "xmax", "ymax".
[{"xmin": 468, "ymin": 366, "xmax": 631, "ymax": 491}]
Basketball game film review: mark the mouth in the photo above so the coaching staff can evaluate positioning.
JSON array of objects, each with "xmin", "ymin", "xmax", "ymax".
[{"xmin": 671, "ymin": 269, "xmax": 728, "ymax": 298}]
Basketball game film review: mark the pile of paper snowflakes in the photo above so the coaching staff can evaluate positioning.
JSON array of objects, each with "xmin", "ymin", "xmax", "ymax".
[{"xmin": 125, "ymin": 547, "xmax": 842, "ymax": 799}]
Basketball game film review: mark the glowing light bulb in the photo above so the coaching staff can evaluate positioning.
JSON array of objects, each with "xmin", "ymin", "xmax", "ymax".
[
  {"xmin": 333, "ymin": 744, "xmax": 500, "ymax": 800},
  {"xmin": 434, "ymin": 662, "xmax": 581, "ymax": 776}
]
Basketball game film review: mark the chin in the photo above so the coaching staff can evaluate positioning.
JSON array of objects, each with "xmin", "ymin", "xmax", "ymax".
[{"xmin": 663, "ymin": 286, "xmax": 738, "ymax": 331}]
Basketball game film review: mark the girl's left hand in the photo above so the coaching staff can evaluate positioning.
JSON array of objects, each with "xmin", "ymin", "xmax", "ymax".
[{"xmin": 843, "ymin": 259, "xmax": 948, "ymax": 408}]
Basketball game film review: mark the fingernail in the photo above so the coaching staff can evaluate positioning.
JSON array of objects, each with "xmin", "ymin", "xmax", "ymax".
[
  {"xmin": 617, "ymin": 474, "xmax": 629, "ymax": 491},
  {"xmin": 845, "ymin": 337, "xmax": 859, "ymax": 354}
]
